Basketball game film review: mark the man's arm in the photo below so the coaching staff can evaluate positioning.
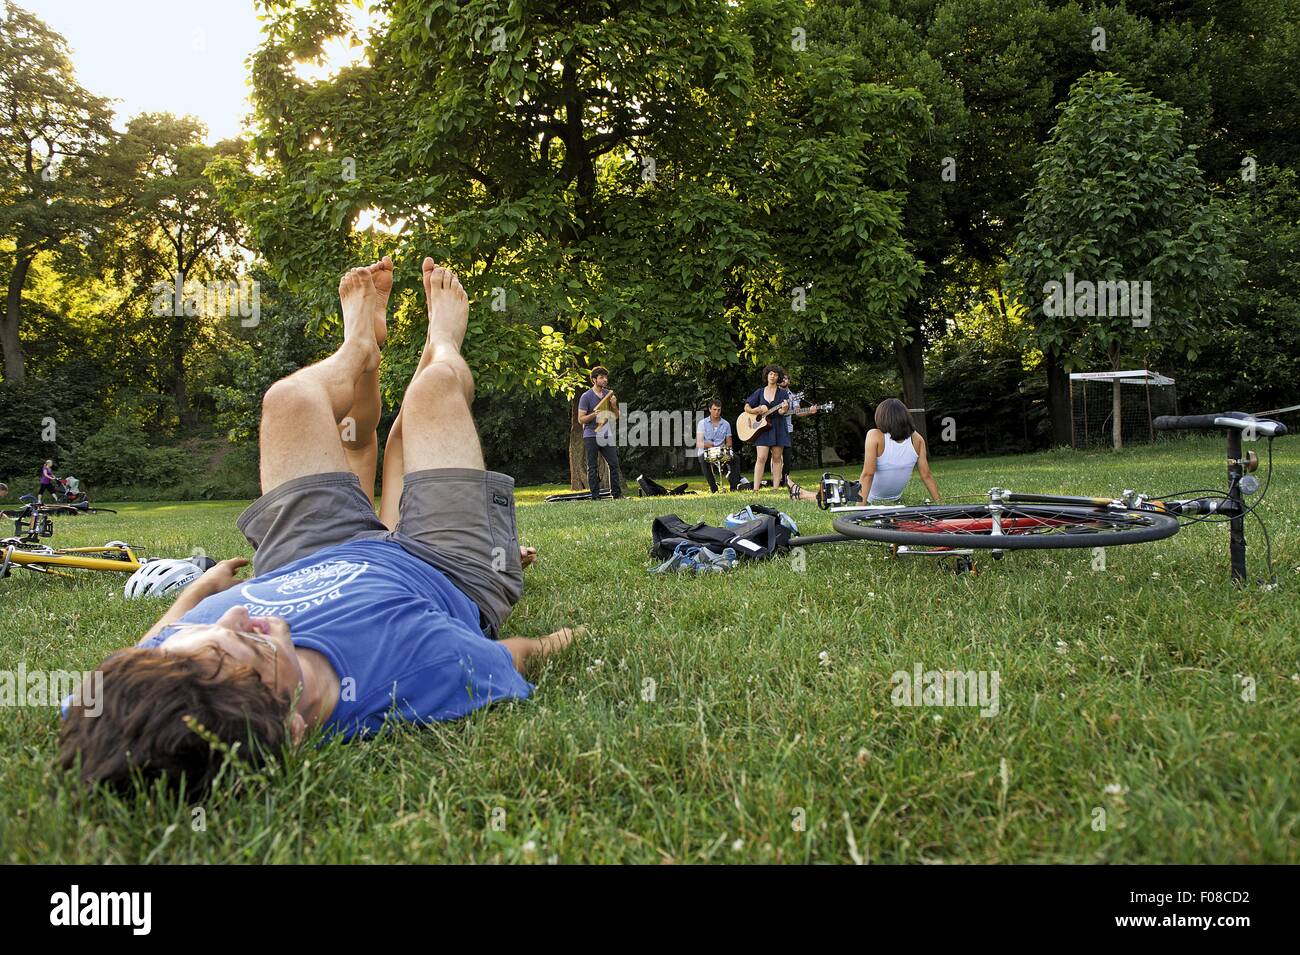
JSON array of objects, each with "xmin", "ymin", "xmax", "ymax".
[{"xmin": 140, "ymin": 558, "xmax": 250, "ymax": 641}]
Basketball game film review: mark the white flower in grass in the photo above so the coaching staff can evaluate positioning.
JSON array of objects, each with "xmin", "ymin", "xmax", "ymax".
[
  {"xmin": 522, "ymin": 841, "xmax": 536, "ymax": 855},
  {"xmin": 932, "ymin": 714, "xmax": 942, "ymax": 722},
  {"xmin": 732, "ymin": 838, "xmax": 744, "ymax": 851},
  {"xmin": 1104, "ymin": 783, "xmax": 1127, "ymax": 797},
  {"xmin": 1055, "ymin": 640, "xmax": 1069, "ymax": 655},
  {"xmin": 818, "ymin": 651, "xmax": 830, "ymax": 667},
  {"xmin": 586, "ymin": 658, "xmax": 604, "ymax": 675}
]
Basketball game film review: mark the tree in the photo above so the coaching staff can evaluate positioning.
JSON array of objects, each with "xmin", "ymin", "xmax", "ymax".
[
  {"xmin": 213, "ymin": 0, "xmax": 923, "ymax": 486},
  {"xmin": 0, "ymin": 0, "xmax": 116, "ymax": 383},
  {"xmin": 98, "ymin": 114, "xmax": 246, "ymax": 424},
  {"xmin": 1009, "ymin": 72, "xmax": 1239, "ymax": 449}
]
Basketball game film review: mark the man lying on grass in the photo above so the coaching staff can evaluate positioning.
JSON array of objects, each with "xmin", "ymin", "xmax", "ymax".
[{"xmin": 59, "ymin": 258, "xmax": 579, "ymax": 797}]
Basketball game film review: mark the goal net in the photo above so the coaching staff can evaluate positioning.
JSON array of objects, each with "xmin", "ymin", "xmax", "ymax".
[{"xmin": 1069, "ymin": 370, "xmax": 1178, "ymax": 448}]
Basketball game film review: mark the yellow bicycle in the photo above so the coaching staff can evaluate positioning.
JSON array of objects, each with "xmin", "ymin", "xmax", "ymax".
[{"xmin": 1, "ymin": 538, "xmax": 146, "ymax": 579}]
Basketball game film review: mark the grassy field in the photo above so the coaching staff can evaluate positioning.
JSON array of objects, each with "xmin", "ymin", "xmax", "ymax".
[{"xmin": 1, "ymin": 435, "xmax": 1297, "ymax": 863}]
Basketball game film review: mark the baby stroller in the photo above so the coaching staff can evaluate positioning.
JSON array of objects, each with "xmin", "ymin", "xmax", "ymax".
[{"xmin": 54, "ymin": 476, "xmax": 88, "ymax": 505}]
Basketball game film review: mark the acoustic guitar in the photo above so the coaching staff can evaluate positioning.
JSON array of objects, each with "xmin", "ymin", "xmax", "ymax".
[
  {"xmin": 592, "ymin": 390, "xmax": 617, "ymax": 431},
  {"xmin": 737, "ymin": 394, "xmax": 834, "ymax": 441}
]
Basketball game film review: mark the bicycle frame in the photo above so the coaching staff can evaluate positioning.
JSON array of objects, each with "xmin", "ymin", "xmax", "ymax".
[{"xmin": 1, "ymin": 542, "xmax": 143, "ymax": 579}]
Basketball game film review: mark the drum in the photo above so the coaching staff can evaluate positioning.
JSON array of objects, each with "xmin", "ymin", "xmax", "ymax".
[{"xmin": 703, "ymin": 446, "xmax": 733, "ymax": 465}]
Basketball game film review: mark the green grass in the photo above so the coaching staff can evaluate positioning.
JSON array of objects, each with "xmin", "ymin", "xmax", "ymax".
[{"xmin": 2, "ymin": 436, "xmax": 1297, "ymax": 863}]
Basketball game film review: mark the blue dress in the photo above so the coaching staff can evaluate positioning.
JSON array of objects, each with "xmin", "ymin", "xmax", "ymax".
[{"xmin": 746, "ymin": 386, "xmax": 792, "ymax": 447}]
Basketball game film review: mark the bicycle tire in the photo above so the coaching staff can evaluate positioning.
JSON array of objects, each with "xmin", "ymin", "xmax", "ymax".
[{"xmin": 833, "ymin": 503, "xmax": 1181, "ymax": 550}]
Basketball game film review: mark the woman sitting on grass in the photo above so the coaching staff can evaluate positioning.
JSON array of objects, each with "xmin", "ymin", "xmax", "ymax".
[{"xmin": 789, "ymin": 397, "xmax": 942, "ymax": 505}]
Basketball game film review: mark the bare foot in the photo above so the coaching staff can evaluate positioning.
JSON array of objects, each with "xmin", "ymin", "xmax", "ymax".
[
  {"xmin": 422, "ymin": 257, "xmax": 468, "ymax": 348},
  {"xmin": 339, "ymin": 267, "xmax": 379, "ymax": 372},
  {"xmin": 520, "ymin": 545, "xmax": 537, "ymax": 569},
  {"xmin": 367, "ymin": 255, "xmax": 393, "ymax": 347},
  {"xmin": 500, "ymin": 625, "xmax": 584, "ymax": 674}
]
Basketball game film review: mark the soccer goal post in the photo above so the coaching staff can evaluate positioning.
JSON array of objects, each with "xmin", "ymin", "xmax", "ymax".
[{"xmin": 1069, "ymin": 370, "xmax": 1178, "ymax": 449}]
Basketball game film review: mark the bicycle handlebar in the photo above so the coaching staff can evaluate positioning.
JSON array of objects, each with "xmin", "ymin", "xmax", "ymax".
[{"xmin": 1154, "ymin": 412, "xmax": 1287, "ymax": 437}]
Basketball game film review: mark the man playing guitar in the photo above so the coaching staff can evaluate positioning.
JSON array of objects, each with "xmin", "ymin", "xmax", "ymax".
[
  {"xmin": 778, "ymin": 372, "xmax": 820, "ymax": 487},
  {"xmin": 576, "ymin": 366, "xmax": 623, "ymax": 500}
]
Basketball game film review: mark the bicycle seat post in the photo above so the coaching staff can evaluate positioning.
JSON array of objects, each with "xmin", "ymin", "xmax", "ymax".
[{"xmin": 1226, "ymin": 428, "xmax": 1247, "ymax": 584}]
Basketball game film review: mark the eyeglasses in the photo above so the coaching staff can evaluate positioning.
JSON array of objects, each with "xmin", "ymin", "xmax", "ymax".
[{"xmin": 160, "ymin": 621, "xmax": 280, "ymax": 689}]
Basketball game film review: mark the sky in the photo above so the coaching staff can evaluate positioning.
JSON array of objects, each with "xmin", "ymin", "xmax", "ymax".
[{"xmin": 23, "ymin": 0, "xmax": 373, "ymax": 143}]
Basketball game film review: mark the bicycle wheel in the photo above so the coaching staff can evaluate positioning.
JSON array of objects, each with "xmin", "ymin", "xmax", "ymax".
[{"xmin": 833, "ymin": 503, "xmax": 1180, "ymax": 550}]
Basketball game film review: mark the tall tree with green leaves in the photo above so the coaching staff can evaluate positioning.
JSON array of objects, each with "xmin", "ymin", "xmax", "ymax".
[
  {"xmin": 0, "ymin": 0, "xmax": 116, "ymax": 384},
  {"xmin": 99, "ymin": 113, "xmax": 246, "ymax": 424},
  {"xmin": 1009, "ymin": 72, "xmax": 1239, "ymax": 449},
  {"xmin": 214, "ymin": 0, "xmax": 923, "ymax": 485}
]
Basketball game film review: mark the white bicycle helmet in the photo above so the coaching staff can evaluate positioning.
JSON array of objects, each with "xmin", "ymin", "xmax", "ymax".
[{"xmin": 123, "ymin": 558, "xmax": 203, "ymax": 599}]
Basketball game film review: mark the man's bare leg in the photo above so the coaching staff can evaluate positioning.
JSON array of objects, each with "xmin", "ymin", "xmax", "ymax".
[
  {"xmin": 340, "ymin": 256, "xmax": 393, "ymax": 504},
  {"xmin": 258, "ymin": 268, "xmax": 379, "ymax": 493},
  {"xmin": 377, "ymin": 262, "xmax": 538, "ymax": 577},
  {"xmin": 378, "ymin": 257, "xmax": 477, "ymax": 525},
  {"xmin": 377, "ymin": 338, "xmax": 432, "ymax": 528}
]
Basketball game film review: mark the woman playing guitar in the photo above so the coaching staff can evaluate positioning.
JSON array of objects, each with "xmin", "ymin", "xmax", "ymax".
[{"xmin": 743, "ymin": 364, "xmax": 792, "ymax": 492}]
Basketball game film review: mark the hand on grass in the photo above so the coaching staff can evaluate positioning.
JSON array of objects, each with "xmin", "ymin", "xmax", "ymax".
[{"xmin": 197, "ymin": 557, "xmax": 249, "ymax": 594}]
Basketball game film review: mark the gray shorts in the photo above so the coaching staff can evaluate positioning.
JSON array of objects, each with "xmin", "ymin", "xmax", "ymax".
[{"xmin": 235, "ymin": 468, "xmax": 523, "ymax": 638}]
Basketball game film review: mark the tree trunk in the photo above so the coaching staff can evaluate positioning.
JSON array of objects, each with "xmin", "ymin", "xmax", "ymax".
[
  {"xmin": 1, "ymin": 251, "xmax": 34, "ymax": 384},
  {"xmin": 171, "ymin": 324, "xmax": 191, "ymax": 424},
  {"xmin": 894, "ymin": 326, "xmax": 927, "ymax": 440},
  {"xmin": 1110, "ymin": 342, "xmax": 1123, "ymax": 451},
  {"xmin": 568, "ymin": 395, "xmax": 586, "ymax": 489},
  {"xmin": 166, "ymin": 269, "xmax": 191, "ymax": 425},
  {"xmin": 1043, "ymin": 349, "xmax": 1072, "ymax": 447}
]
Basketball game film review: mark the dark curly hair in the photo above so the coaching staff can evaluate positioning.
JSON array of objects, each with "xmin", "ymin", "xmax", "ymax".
[{"xmin": 57, "ymin": 647, "xmax": 292, "ymax": 800}]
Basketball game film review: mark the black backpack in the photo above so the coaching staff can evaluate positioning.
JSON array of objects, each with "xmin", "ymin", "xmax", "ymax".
[
  {"xmin": 637, "ymin": 474, "xmax": 691, "ymax": 497},
  {"xmin": 650, "ymin": 512, "xmax": 791, "ymax": 561}
]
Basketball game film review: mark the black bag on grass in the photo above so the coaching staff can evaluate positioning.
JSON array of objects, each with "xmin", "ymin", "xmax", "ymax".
[
  {"xmin": 637, "ymin": 474, "xmax": 691, "ymax": 497},
  {"xmin": 650, "ymin": 512, "xmax": 790, "ymax": 561}
]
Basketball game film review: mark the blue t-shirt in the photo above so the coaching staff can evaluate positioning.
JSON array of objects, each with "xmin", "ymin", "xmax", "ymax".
[
  {"xmin": 138, "ymin": 539, "xmax": 532, "ymax": 739},
  {"xmin": 578, "ymin": 387, "xmax": 613, "ymax": 439}
]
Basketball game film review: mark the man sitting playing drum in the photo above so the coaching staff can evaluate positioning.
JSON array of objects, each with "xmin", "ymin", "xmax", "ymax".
[{"xmin": 696, "ymin": 399, "xmax": 741, "ymax": 493}]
